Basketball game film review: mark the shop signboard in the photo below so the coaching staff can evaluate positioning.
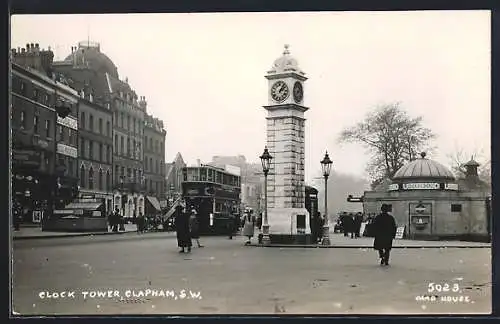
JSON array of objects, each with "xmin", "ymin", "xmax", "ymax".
[{"xmin": 388, "ymin": 182, "xmax": 458, "ymax": 191}]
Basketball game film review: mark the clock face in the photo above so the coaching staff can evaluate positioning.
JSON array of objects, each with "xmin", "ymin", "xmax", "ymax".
[
  {"xmin": 270, "ymin": 81, "xmax": 289, "ymax": 102},
  {"xmin": 293, "ymin": 81, "xmax": 303, "ymax": 103}
]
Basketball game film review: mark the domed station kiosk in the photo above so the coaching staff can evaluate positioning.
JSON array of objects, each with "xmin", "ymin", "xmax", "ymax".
[{"xmin": 351, "ymin": 153, "xmax": 491, "ymax": 241}]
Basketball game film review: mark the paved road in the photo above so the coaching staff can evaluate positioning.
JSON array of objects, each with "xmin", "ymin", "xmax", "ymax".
[{"xmin": 12, "ymin": 235, "xmax": 491, "ymax": 315}]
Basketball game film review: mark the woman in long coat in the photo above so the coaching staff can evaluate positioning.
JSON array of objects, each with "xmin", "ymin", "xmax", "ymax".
[
  {"xmin": 175, "ymin": 202, "xmax": 192, "ymax": 253},
  {"xmin": 242, "ymin": 211, "xmax": 255, "ymax": 245},
  {"xmin": 189, "ymin": 209, "xmax": 204, "ymax": 248},
  {"xmin": 373, "ymin": 204, "xmax": 397, "ymax": 266}
]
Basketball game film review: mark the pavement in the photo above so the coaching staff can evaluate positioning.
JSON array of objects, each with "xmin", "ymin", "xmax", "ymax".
[
  {"xmin": 12, "ymin": 224, "xmax": 140, "ymax": 240},
  {"xmin": 12, "ymin": 226, "xmax": 491, "ymax": 248},
  {"xmin": 12, "ymin": 235, "xmax": 491, "ymax": 315}
]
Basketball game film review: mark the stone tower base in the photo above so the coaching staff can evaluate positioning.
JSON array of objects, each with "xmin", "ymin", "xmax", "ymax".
[{"xmin": 267, "ymin": 207, "xmax": 310, "ymax": 235}]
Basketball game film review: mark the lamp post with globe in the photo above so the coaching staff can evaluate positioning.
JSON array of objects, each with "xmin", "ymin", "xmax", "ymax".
[
  {"xmin": 320, "ymin": 151, "xmax": 333, "ymax": 245},
  {"xmin": 259, "ymin": 146, "xmax": 273, "ymax": 245}
]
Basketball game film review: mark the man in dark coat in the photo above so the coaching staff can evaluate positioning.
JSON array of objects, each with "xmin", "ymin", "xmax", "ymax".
[
  {"xmin": 354, "ymin": 212, "xmax": 363, "ymax": 238},
  {"xmin": 373, "ymin": 204, "xmax": 397, "ymax": 266},
  {"xmin": 175, "ymin": 200, "xmax": 192, "ymax": 253}
]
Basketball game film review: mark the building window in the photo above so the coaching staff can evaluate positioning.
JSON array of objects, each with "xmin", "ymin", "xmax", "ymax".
[
  {"xmin": 68, "ymin": 129, "xmax": 73, "ymax": 146},
  {"xmin": 107, "ymin": 145, "xmax": 112, "ymax": 164},
  {"xmin": 114, "ymin": 135, "xmax": 118, "ymax": 153},
  {"xmin": 121, "ymin": 112, "xmax": 124, "ymax": 128},
  {"xmin": 20, "ymin": 82, "xmax": 26, "ymax": 95},
  {"xmin": 99, "ymin": 143, "xmax": 103, "ymax": 162},
  {"xmin": 127, "ymin": 138, "xmax": 131, "ymax": 157},
  {"xmin": 133, "ymin": 169, "xmax": 137, "ymax": 183},
  {"xmin": 81, "ymin": 112, "xmax": 85, "ymax": 129},
  {"xmin": 89, "ymin": 141, "xmax": 93, "ymax": 160},
  {"xmin": 45, "ymin": 120, "xmax": 51, "ymax": 138},
  {"xmin": 138, "ymin": 143, "xmax": 141, "ymax": 158},
  {"xmin": 127, "ymin": 115, "xmax": 131, "ymax": 130},
  {"xmin": 451, "ymin": 204, "xmax": 462, "ymax": 212},
  {"xmin": 99, "ymin": 168, "xmax": 103, "ymax": 190},
  {"xmin": 106, "ymin": 170, "xmax": 111, "ymax": 191},
  {"xmin": 155, "ymin": 140, "xmax": 158, "ymax": 153},
  {"xmin": 89, "ymin": 114, "xmax": 94, "ymax": 132},
  {"xmin": 132, "ymin": 118, "xmax": 136, "ymax": 133},
  {"xmin": 145, "ymin": 136, "xmax": 148, "ymax": 150},
  {"xmin": 88, "ymin": 167, "xmax": 94, "ymax": 190},
  {"xmin": 106, "ymin": 121, "xmax": 111, "ymax": 137},
  {"xmin": 32, "ymin": 88, "xmax": 39, "ymax": 101},
  {"xmin": 120, "ymin": 136, "xmax": 124, "ymax": 155},
  {"xmin": 156, "ymin": 159, "xmax": 159, "ymax": 174},
  {"xmin": 58, "ymin": 125, "xmax": 63, "ymax": 142},
  {"xmin": 20, "ymin": 111, "xmax": 26, "ymax": 129},
  {"xmin": 80, "ymin": 165, "xmax": 86, "ymax": 188},
  {"xmin": 80, "ymin": 138, "xmax": 85, "ymax": 158},
  {"xmin": 149, "ymin": 138, "xmax": 152, "ymax": 150},
  {"xmin": 145, "ymin": 157, "xmax": 148, "ymax": 171},
  {"xmin": 115, "ymin": 165, "xmax": 119, "ymax": 184},
  {"xmin": 150, "ymin": 158, "xmax": 153, "ymax": 172},
  {"xmin": 68, "ymin": 159, "xmax": 74, "ymax": 178},
  {"xmin": 43, "ymin": 94, "xmax": 49, "ymax": 106},
  {"xmin": 33, "ymin": 115, "xmax": 39, "ymax": 134},
  {"xmin": 99, "ymin": 118, "xmax": 103, "ymax": 134}
]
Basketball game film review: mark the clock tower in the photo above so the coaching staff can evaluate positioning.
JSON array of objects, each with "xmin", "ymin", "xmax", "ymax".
[{"xmin": 263, "ymin": 44, "xmax": 310, "ymax": 236}]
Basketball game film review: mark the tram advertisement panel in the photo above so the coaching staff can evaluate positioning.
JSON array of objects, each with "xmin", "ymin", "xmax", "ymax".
[{"xmin": 182, "ymin": 183, "xmax": 240, "ymax": 200}]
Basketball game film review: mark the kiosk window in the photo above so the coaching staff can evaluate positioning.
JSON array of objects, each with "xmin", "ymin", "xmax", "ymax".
[{"xmin": 451, "ymin": 204, "xmax": 462, "ymax": 212}]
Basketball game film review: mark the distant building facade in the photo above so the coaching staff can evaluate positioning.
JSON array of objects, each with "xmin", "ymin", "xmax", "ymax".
[
  {"xmin": 52, "ymin": 40, "xmax": 167, "ymax": 219},
  {"xmin": 144, "ymin": 112, "xmax": 166, "ymax": 214},
  {"xmin": 165, "ymin": 152, "xmax": 186, "ymax": 204},
  {"xmin": 77, "ymin": 89, "xmax": 113, "ymax": 212}
]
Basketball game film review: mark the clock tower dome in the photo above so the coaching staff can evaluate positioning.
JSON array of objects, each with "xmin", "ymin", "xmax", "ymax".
[{"xmin": 263, "ymin": 44, "xmax": 310, "ymax": 236}]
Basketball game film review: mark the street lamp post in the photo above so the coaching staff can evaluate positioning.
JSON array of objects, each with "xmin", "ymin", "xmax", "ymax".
[
  {"xmin": 259, "ymin": 146, "xmax": 273, "ymax": 245},
  {"xmin": 320, "ymin": 151, "xmax": 333, "ymax": 245}
]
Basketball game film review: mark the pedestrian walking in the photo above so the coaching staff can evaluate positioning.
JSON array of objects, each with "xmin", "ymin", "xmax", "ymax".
[
  {"xmin": 242, "ymin": 210, "xmax": 255, "ymax": 245},
  {"xmin": 373, "ymin": 204, "xmax": 397, "ymax": 266},
  {"xmin": 227, "ymin": 214, "xmax": 236, "ymax": 239},
  {"xmin": 354, "ymin": 212, "xmax": 363, "ymax": 238},
  {"xmin": 189, "ymin": 208, "xmax": 204, "ymax": 248},
  {"xmin": 136, "ymin": 212, "xmax": 145, "ymax": 233},
  {"xmin": 175, "ymin": 200, "xmax": 192, "ymax": 253},
  {"xmin": 112, "ymin": 208, "xmax": 120, "ymax": 232}
]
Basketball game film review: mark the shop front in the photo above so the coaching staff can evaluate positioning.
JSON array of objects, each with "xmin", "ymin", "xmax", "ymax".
[{"xmin": 44, "ymin": 198, "xmax": 108, "ymax": 232}]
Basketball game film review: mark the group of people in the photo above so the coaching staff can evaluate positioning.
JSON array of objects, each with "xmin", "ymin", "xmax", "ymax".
[
  {"xmin": 174, "ymin": 200, "xmax": 204, "ymax": 253},
  {"xmin": 172, "ymin": 199, "xmax": 397, "ymax": 266},
  {"xmin": 339, "ymin": 212, "xmax": 364, "ymax": 238},
  {"xmin": 108, "ymin": 208, "xmax": 126, "ymax": 232}
]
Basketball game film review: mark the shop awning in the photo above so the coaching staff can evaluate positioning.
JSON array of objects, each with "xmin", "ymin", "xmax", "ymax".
[
  {"xmin": 65, "ymin": 202, "xmax": 103, "ymax": 210},
  {"xmin": 146, "ymin": 196, "xmax": 161, "ymax": 211}
]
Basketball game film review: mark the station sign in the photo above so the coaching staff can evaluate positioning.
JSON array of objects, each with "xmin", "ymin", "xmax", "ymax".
[{"xmin": 388, "ymin": 182, "xmax": 458, "ymax": 191}]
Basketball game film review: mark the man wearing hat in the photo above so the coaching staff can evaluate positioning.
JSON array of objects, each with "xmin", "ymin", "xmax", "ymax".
[{"xmin": 372, "ymin": 204, "xmax": 397, "ymax": 266}]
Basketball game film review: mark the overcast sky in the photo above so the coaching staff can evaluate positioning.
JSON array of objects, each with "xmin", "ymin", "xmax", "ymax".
[{"xmin": 10, "ymin": 11, "xmax": 490, "ymax": 182}]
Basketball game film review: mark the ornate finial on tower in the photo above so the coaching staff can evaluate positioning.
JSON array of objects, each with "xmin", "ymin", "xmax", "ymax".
[
  {"xmin": 283, "ymin": 44, "xmax": 290, "ymax": 55},
  {"xmin": 420, "ymin": 152, "xmax": 427, "ymax": 159}
]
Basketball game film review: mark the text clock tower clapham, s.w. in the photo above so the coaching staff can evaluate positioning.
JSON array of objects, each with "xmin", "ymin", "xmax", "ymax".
[{"xmin": 263, "ymin": 44, "xmax": 310, "ymax": 235}]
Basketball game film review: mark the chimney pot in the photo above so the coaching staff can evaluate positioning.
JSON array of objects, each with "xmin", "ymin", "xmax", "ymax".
[
  {"xmin": 35, "ymin": 43, "xmax": 39, "ymax": 49},
  {"xmin": 26, "ymin": 43, "xmax": 30, "ymax": 50}
]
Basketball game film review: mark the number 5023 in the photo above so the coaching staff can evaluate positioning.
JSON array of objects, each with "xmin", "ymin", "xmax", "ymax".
[{"xmin": 428, "ymin": 283, "xmax": 460, "ymax": 293}]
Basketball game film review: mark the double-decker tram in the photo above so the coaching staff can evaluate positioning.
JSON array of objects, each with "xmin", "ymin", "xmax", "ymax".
[{"xmin": 181, "ymin": 164, "xmax": 241, "ymax": 235}]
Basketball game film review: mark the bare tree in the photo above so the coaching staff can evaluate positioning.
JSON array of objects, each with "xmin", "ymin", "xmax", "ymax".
[
  {"xmin": 447, "ymin": 147, "xmax": 491, "ymax": 186},
  {"xmin": 338, "ymin": 102, "xmax": 436, "ymax": 186}
]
